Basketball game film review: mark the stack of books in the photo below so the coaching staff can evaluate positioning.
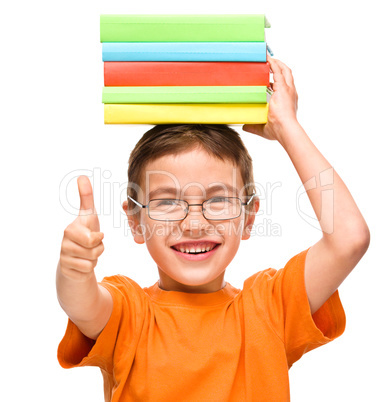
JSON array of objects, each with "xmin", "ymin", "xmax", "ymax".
[{"xmin": 100, "ymin": 14, "xmax": 272, "ymax": 124}]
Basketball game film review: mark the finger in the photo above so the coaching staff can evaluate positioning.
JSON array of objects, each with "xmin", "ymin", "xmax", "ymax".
[
  {"xmin": 62, "ymin": 236, "xmax": 105, "ymax": 261},
  {"xmin": 77, "ymin": 176, "xmax": 96, "ymax": 216},
  {"xmin": 270, "ymin": 58, "xmax": 295, "ymax": 88},
  {"xmin": 266, "ymin": 55, "xmax": 273, "ymax": 70},
  {"xmin": 59, "ymin": 253, "xmax": 98, "ymax": 275},
  {"xmin": 266, "ymin": 58, "xmax": 272, "ymax": 78},
  {"xmin": 267, "ymin": 57, "xmax": 287, "ymax": 88},
  {"xmin": 64, "ymin": 223, "xmax": 104, "ymax": 249}
]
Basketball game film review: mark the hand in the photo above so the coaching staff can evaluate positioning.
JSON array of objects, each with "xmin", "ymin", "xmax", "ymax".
[
  {"xmin": 59, "ymin": 176, "xmax": 104, "ymax": 281},
  {"xmin": 242, "ymin": 57, "xmax": 299, "ymax": 142}
]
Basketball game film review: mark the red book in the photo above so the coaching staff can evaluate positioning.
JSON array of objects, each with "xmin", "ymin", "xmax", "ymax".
[{"xmin": 104, "ymin": 61, "xmax": 270, "ymax": 86}]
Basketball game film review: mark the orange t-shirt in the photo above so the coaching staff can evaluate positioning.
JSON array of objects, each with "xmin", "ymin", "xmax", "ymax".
[{"xmin": 58, "ymin": 249, "xmax": 346, "ymax": 401}]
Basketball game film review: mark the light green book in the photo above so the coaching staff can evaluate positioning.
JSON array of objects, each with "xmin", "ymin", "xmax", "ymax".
[
  {"xmin": 100, "ymin": 14, "xmax": 270, "ymax": 42},
  {"xmin": 102, "ymin": 86, "xmax": 268, "ymax": 104}
]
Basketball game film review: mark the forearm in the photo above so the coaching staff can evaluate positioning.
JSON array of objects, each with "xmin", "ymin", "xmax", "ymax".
[
  {"xmin": 56, "ymin": 261, "xmax": 105, "ymax": 325},
  {"xmin": 277, "ymin": 121, "xmax": 370, "ymax": 253}
]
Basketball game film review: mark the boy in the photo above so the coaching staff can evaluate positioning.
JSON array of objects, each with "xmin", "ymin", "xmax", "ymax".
[{"xmin": 57, "ymin": 58, "xmax": 370, "ymax": 401}]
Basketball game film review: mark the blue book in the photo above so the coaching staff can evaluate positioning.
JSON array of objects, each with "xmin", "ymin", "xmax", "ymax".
[{"xmin": 102, "ymin": 42, "xmax": 267, "ymax": 62}]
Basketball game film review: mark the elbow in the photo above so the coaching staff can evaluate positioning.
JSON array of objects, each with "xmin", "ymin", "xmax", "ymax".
[
  {"xmin": 339, "ymin": 223, "xmax": 370, "ymax": 261},
  {"xmin": 353, "ymin": 223, "xmax": 370, "ymax": 256},
  {"xmin": 325, "ymin": 221, "xmax": 370, "ymax": 261}
]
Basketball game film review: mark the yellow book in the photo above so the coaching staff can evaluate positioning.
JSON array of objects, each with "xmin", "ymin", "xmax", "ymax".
[{"xmin": 104, "ymin": 103, "xmax": 268, "ymax": 124}]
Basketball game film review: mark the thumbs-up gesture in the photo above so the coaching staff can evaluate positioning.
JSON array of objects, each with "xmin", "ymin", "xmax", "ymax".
[{"xmin": 59, "ymin": 176, "xmax": 105, "ymax": 280}]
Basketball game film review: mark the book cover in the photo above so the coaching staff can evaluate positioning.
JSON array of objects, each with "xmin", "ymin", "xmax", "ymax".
[
  {"xmin": 102, "ymin": 86, "xmax": 268, "ymax": 104},
  {"xmin": 100, "ymin": 14, "xmax": 270, "ymax": 42},
  {"xmin": 104, "ymin": 103, "xmax": 268, "ymax": 124},
  {"xmin": 104, "ymin": 61, "xmax": 270, "ymax": 86},
  {"xmin": 102, "ymin": 42, "xmax": 267, "ymax": 62}
]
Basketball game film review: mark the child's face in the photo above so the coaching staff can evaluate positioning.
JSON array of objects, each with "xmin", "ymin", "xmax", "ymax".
[{"xmin": 124, "ymin": 147, "xmax": 259, "ymax": 293}]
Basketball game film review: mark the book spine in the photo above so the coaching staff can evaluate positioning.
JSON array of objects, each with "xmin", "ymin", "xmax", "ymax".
[
  {"xmin": 102, "ymin": 86, "xmax": 268, "ymax": 104},
  {"xmin": 104, "ymin": 104, "xmax": 268, "ymax": 124},
  {"xmin": 104, "ymin": 62, "xmax": 270, "ymax": 86},
  {"xmin": 100, "ymin": 14, "xmax": 267, "ymax": 42},
  {"xmin": 102, "ymin": 42, "xmax": 267, "ymax": 62}
]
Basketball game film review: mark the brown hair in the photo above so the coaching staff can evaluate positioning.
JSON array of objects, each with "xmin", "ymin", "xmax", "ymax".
[{"xmin": 127, "ymin": 124, "xmax": 255, "ymax": 215}]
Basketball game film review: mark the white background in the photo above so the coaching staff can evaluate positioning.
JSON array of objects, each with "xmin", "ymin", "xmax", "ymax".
[{"xmin": 1, "ymin": 0, "xmax": 391, "ymax": 401}]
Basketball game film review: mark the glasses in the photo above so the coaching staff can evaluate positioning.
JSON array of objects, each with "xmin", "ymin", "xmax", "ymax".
[{"xmin": 128, "ymin": 193, "xmax": 256, "ymax": 222}]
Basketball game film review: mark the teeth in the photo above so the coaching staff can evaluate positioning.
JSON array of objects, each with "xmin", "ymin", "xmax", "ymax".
[{"xmin": 175, "ymin": 243, "xmax": 216, "ymax": 253}]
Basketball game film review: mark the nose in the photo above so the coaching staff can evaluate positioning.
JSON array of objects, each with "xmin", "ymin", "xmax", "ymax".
[
  {"xmin": 187, "ymin": 203, "xmax": 204, "ymax": 215},
  {"xmin": 180, "ymin": 204, "xmax": 209, "ymax": 232}
]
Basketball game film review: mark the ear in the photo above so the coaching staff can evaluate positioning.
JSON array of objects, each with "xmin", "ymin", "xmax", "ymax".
[
  {"xmin": 122, "ymin": 200, "xmax": 145, "ymax": 244},
  {"xmin": 242, "ymin": 198, "xmax": 260, "ymax": 240}
]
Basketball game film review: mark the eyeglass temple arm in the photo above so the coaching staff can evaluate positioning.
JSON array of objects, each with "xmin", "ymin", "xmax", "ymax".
[
  {"xmin": 127, "ymin": 195, "xmax": 147, "ymax": 208},
  {"xmin": 243, "ymin": 193, "xmax": 256, "ymax": 205}
]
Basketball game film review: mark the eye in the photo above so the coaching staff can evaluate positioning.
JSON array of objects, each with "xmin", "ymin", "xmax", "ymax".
[
  {"xmin": 210, "ymin": 197, "xmax": 232, "ymax": 203},
  {"xmin": 155, "ymin": 199, "xmax": 178, "ymax": 207}
]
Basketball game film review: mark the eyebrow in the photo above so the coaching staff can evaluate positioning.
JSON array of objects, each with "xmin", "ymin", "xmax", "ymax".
[{"xmin": 148, "ymin": 184, "xmax": 240, "ymax": 200}]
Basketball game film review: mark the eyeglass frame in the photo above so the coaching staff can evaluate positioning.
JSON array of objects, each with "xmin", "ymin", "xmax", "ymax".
[{"xmin": 127, "ymin": 193, "xmax": 256, "ymax": 222}]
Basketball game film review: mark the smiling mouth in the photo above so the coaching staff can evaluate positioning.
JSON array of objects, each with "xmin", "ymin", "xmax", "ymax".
[{"xmin": 171, "ymin": 242, "xmax": 220, "ymax": 254}]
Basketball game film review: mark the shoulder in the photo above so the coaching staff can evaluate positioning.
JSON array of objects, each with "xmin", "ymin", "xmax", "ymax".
[
  {"xmin": 99, "ymin": 274, "xmax": 149, "ymax": 308},
  {"xmin": 101, "ymin": 274, "xmax": 145, "ymax": 290},
  {"xmin": 241, "ymin": 249, "xmax": 310, "ymax": 306},
  {"xmin": 243, "ymin": 249, "xmax": 309, "ymax": 289}
]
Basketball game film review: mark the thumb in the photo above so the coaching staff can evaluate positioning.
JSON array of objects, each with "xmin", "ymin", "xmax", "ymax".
[
  {"xmin": 77, "ymin": 176, "xmax": 96, "ymax": 215},
  {"xmin": 242, "ymin": 124, "xmax": 265, "ymax": 136},
  {"xmin": 77, "ymin": 176, "xmax": 100, "ymax": 232}
]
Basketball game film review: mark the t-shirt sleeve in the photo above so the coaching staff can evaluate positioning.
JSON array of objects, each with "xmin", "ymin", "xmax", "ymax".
[
  {"xmin": 57, "ymin": 275, "xmax": 144, "ymax": 373},
  {"xmin": 244, "ymin": 248, "xmax": 346, "ymax": 368}
]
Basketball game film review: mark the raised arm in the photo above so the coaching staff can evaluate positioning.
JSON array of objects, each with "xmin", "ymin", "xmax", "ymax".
[
  {"xmin": 243, "ymin": 57, "xmax": 370, "ymax": 314},
  {"xmin": 56, "ymin": 175, "xmax": 113, "ymax": 339}
]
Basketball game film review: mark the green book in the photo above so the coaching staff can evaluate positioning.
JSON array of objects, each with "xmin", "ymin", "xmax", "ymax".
[
  {"xmin": 100, "ymin": 14, "xmax": 270, "ymax": 42},
  {"xmin": 102, "ymin": 86, "xmax": 268, "ymax": 104}
]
